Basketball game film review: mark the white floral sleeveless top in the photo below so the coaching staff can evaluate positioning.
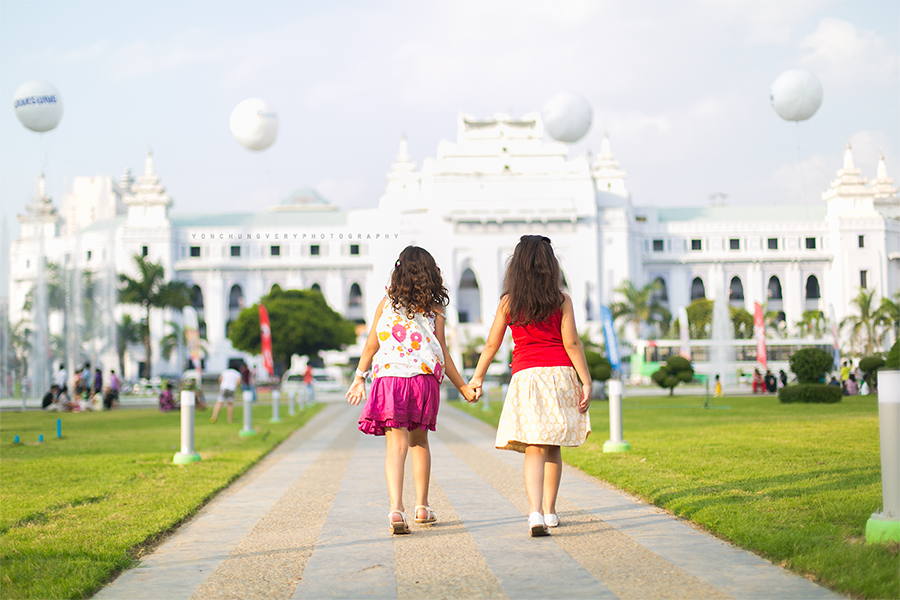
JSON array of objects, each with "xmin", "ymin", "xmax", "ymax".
[{"xmin": 372, "ymin": 302, "xmax": 444, "ymax": 383}]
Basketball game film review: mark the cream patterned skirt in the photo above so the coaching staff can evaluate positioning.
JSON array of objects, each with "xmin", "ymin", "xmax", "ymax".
[{"xmin": 495, "ymin": 366, "xmax": 591, "ymax": 453}]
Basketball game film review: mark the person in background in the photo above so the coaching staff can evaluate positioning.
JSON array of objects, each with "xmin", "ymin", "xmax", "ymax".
[
  {"xmin": 159, "ymin": 383, "xmax": 179, "ymax": 412},
  {"xmin": 841, "ymin": 360, "xmax": 851, "ymax": 384},
  {"xmin": 752, "ymin": 368, "xmax": 764, "ymax": 394},
  {"xmin": 103, "ymin": 386, "xmax": 117, "ymax": 410},
  {"xmin": 93, "ymin": 367, "xmax": 103, "ymax": 397},
  {"xmin": 109, "ymin": 370, "xmax": 120, "ymax": 404},
  {"xmin": 828, "ymin": 376, "xmax": 841, "ymax": 387},
  {"xmin": 764, "ymin": 370, "xmax": 777, "ymax": 394},
  {"xmin": 844, "ymin": 373, "xmax": 859, "ymax": 396},
  {"xmin": 55, "ymin": 364, "xmax": 68, "ymax": 397},
  {"xmin": 304, "ymin": 362, "xmax": 315, "ymax": 403},
  {"xmin": 211, "ymin": 367, "xmax": 242, "ymax": 423},
  {"xmin": 778, "ymin": 369, "xmax": 788, "ymax": 389},
  {"xmin": 714, "ymin": 374, "xmax": 722, "ymax": 397},
  {"xmin": 42, "ymin": 384, "xmax": 59, "ymax": 410}
]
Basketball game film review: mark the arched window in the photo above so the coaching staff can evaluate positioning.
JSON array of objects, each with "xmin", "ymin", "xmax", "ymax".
[
  {"xmin": 651, "ymin": 277, "xmax": 668, "ymax": 304},
  {"xmin": 805, "ymin": 275, "xmax": 821, "ymax": 299},
  {"xmin": 690, "ymin": 277, "xmax": 706, "ymax": 301},
  {"xmin": 767, "ymin": 276, "xmax": 783, "ymax": 300},
  {"xmin": 311, "ymin": 283, "xmax": 321, "ymax": 293},
  {"xmin": 348, "ymin": 283, "xmax": 362, "ymax": 307},
  {"xmin": 458, "ymin": 268, "xmax": 482, "ymax": 323},
  {"xmin": 229, "ymin": 284, "xmax": 244, "ymax": 309},
  {"xmin": 190, "ymin": 285, "xmax": 204, "ymax": 309},
  {"xmin": 729, "ymin": 276, "xmax": 744, "ymax": 301}
]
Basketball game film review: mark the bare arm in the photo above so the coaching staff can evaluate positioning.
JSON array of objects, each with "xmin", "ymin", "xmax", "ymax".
[
  {"xmin": 345, "ymin": 298, "xmax": 387, "ymax": 405},
  {"xmin": 560, "ymin": 294, "xmax": 592, "ymax": 413},
  {"xmin": 469, "ymin": 296, "xmax": 510, "ymax": 393},
  {"xmin": 433, "ymin": 311, "xmax": 476, "ymax": 402}
]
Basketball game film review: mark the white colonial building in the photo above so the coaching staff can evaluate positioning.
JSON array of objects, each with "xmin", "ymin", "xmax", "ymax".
[{"xmin": 8, "ymin": 111, "xmax": 899, "ymax": 389}]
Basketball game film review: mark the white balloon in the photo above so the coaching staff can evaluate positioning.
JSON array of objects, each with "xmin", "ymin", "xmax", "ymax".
[
  {"xmin": 12, "ymin": 80, "xmax": 63, "ymax": 133},
  {"xmin": 542, "ymin": 92, "xmax": 592, "ymax": 143},
  {"xmin": 770, "ymin": 69, "xmax": 823, "ymax": 122},
  {"xmin": 229, "ymin": 98, "xmax": 279, "ymax": 151}
]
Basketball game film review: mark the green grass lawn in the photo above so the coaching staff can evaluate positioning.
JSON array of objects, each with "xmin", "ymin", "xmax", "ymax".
[
  {"xmin": 0, "ymin": 399, "xmax": 323, "ymax": 600},
  {"xmin": 460, "ymin": 393, "xmax": 899, "ymax": 600}
]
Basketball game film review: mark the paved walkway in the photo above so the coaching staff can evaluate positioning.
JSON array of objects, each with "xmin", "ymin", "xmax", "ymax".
[{"xmin": 94, "ymin": 401, "xmax": 841, "ymax": 600}]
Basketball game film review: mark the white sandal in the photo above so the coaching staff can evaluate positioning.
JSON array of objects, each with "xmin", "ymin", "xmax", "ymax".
[
  {"xmin": 389, "ymin": 510, "xmax": 410, "ymax": 534},
  {"xmin": 544, "ymin": 513, "xmax": 560, "ymax": 528},
  {"xmin": 529, "ymin": 512, "xmax": 549, "ymax": 537},
  {"xmin": 414, "ymin": 505, "xmax": 437, "ymax": 524}
]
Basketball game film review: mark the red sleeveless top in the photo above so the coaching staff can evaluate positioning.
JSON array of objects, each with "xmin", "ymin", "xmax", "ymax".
[{"xmin": 508, "ymin": 308, "xmax": 573, "ymax": 375}]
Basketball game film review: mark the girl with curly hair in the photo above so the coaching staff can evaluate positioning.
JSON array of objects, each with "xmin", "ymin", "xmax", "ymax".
[
  {"xmin": 469, "ymin": 235, "xmax": 592, "ymax": 537},
  {"xmin": 347, "ymin": 246, "xmax": 476, "ymax": 534}
]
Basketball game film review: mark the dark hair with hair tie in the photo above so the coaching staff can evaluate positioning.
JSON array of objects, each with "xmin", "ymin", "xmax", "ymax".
[
  {"xmin": 502, "ymin": 235, "xmax": 564, "ymax": 326},
  {"xmin": 388, "ymin": 246, "xmax": 449, "ymax": 317}
]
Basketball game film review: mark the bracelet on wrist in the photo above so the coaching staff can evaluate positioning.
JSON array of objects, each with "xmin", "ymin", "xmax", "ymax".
[{"xmin": 355, "ymin": 368, "xmax": 370, "ymax": 380}]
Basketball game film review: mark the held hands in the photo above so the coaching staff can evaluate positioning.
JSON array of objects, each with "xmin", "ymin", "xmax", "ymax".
[
  {"xmin": 346, "ymin": 378, "xmax": 366, "ymax": 406},
  {"xmin": 579, "ymin": 382, "xmax": 592, "ymax": 413},
  {"xmin": 468, "ymin": 377, "xmax": 484, "ymax": 403},
  {"xmin": 459, "ymin": 384, "xmax": 478, "ymax": 403}
]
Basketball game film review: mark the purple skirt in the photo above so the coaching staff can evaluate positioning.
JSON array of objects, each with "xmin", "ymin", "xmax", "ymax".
[{"xmin": 358, "ymin": 375, "xmax": 440, "ymax": 436}]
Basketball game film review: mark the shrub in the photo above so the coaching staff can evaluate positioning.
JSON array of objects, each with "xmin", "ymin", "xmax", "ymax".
[
  {"xmin": 651, "ymin": 355, "xmax": 694, "ymax": 395},
  {"xmin": 788, "ymin": 348, "xmax": 834, "ymax": 384},
  {"xmin": 585, "ymin": 350, "xmax": 612, "ymax": 382},
  {"xmin": 859, "ymin": 355, "xmax": 886, "ymax": 374},
  {"xmin": 778, "ymin": 384, "xmax": 842, "ymax": 403},
  {"xmin": 886, "ymin": 339, "xmax": 900, "ymax": 370}
]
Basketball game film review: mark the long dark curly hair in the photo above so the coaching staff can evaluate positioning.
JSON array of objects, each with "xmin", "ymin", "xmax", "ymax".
[
  {"xmin": 503, "ymin": 235, "xmax": 565, "ymax": 326},
  {"xmin": 388, "ymin": 246, "xmax": 449, "ymax": 317}
]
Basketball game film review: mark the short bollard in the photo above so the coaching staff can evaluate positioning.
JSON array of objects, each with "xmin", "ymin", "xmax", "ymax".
[
  {"xmin": 271, "ymin": 389, "xmax": 282, "ymax": 423},
  {"xmin": 603, "ymin": 380, "xmax": 631, "ymax": 452},
  {"xmin": 174, "ymin": 391, "xmax": 201, "ymax": 464},
  {"xmin": 867, "ymin": 370, "xmax": 899, "ymax": 544},
  {"xmin": 14, "ymin": 435, "xmax": 19, "ymax": 444},
  {"xmin": 239, "ymin": 389, "xmax": 257, "ymax": 437},
  {"xmin": 38, "ymin": 434, "xmax": 43, "ymax": 443},
  {"xmin": 56, "ymin": 419, "xmax": 61, "ymax": 439},
  {"xmin": 288, "ymin": 390, "xmax": 296, "ymax": 416}
]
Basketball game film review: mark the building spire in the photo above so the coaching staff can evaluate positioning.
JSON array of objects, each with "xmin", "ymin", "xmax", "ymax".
[
  {"xmin": 842, "ymin": 142, "xmax": 854, "ymax": 170},
  {"xmin": 144, "ymin": 147, "xmax": 155, "ymax": 176},
  {"xmin": 871, "ymin": 150, "xmax": 898, "ymax": 201},
  {"xmin": 592, "ymin": 132, "xmax": 629, "ymax": 200},
  {"xmin": 390, "ymin": 135, "xmax": 415, "ymax": 174}
]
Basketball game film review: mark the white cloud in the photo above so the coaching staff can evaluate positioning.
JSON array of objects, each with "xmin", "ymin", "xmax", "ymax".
[
  {"xmin": 107, "ymin": 29, "xmax": 225, "ymax": 80},
  {"xmin": 766, "ymin": 153, "xmax": 838, "ymax": 205},
  {"xmin": 801, "ymin": 17, "xmax": 899, "ymax": 83},
  {"xmin": 315, "ymin": 176, "xmax": 371, "ymax": 208}
]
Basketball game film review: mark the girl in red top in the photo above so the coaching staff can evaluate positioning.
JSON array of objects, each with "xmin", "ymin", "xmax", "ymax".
[{"xmin": 470, "ymin": 235, "xmax": 592, "ymax": 537}]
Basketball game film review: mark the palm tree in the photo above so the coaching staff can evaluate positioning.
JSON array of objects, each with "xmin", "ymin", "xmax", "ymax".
[
  {"xmin": 116, "ymin": 314, "xmax": 142, "ymax": 379},
  {"xmin": 611, "ymin": 280, "xmax": 671, "ymax": 340},
  {"xmin": 794, "ymin": 310, "xmax": 826, "ymax": 339},
  {"xmin": 118, "ymin": 255, "xmax": 190, "ymax": 377},
  {"xmin": 9, "ymin": 319, "xmax": 32, "ymax": 384},
  {"xmin": 841, "ymin": 288, "xmax": 881, "ymax": 356},
  {"xmin": 876, "ymin": 292, "xmax": 899, "ymax": 346},
  {"xmin": 160, "ymin": 320, "xmax": 209, "ymax": 368}
]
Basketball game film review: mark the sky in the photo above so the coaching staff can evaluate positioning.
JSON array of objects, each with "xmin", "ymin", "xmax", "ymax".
[{"xmin": 1, "ymin": 0, "xmax": 898, "ymax": 266}]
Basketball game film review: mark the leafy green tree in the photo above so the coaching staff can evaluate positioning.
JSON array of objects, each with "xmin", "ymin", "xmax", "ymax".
[
  {"xmin": 841, "ymin": 288, "xmax": 882, "ymax": 356},
  {"xmin": 651, "ymin": 355, "xmax": 694, "ymax": 395},
  {"xmin": 9, "ymin": 319, "xmax": 32, "ymax": 383},
  {"xmin": 161, "ymin": 320, "xmax": 209, "ymax": 367},
  {"xmin": 794, "ymin": 310, "xmax": 826, "ymax": 339},
  {"xmin": 788, "ymin": 348, "xmax": 834, "ymax": 384},
  {"xmin": 228, "ymin": 285, "xmax": 356, "ymax": 370},
  {"xmin": 730, "ymin": 306, "xmax": 754, "ymax": 340},
  {"xmin": 886, "ymin": 339, "xmax": 899, "ymax": 370},
  {"xmin": 118, "ymin": 255, "xmax": 191, "ymax": 377},
  {"xmin": 116, "ymin": 314, "xmax": 142, "ymax": 379},
  {"xmin": 876, "ymin": 292, "xmax": 899, "ymax": 344},
  {"xmin": 685, "ymin": 299, "xmax": 712, "ymax": 339},
  {"xmin": 611, "ymin": 280, "xmax": 671, "ymax": 340}
]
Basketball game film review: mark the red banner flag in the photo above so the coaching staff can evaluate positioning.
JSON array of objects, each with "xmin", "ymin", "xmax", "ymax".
[
  {"xmin": 259, "ymin": 305, "xmax": 275, "ymax": 377},
  {"xmin": 754, "ymin": 302, "xmax": 767, "ymax": 370}
]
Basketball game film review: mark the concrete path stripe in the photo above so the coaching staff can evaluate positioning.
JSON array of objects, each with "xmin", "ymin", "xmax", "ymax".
[
  {"xmin": 292, "ymin": 421, "xmax": 397, "ymax": 599},
  {"xmin": 429, "ymin": 430, "xmax": 617, "ymax": 599},
  {"xmin": 437, "ymin": 422, "xmax": 730, "ymax": 600},
  {"xmin": 441, "ymin": 405, "xmax": 841, "ymax": 600},
  {"xmin": 393, "ymin": 464, "xmax": 507, "ymax": 599},
  {"xmin": 95, "ymin": 404, "xmax": 350, "ymax": 600},
  {"xmin": 190, "ymin": 411, "xmax": 360, "ymax": 600}
]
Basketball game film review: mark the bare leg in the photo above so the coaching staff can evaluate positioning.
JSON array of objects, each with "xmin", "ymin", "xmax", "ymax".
[
  {"xmin": 211, "ymin": 401, "xmax": 222, "ymax": 422},
  {"xmin": 385, "ymin": 427, "xmax": 409, "ymax": 521},
  {"xmin": 408, "ymin": 428, "xmax": 431, "ymax": 518},
  {"xmin": 523, "ymin": 445, "xmax": 550, "ymax": 515},
  {"xmin": 227, "ymin": 403, "xmax": 233, "ymax": 423},
  {"xmin": 542, "ymin": 445, "xmax": 562, "ymax": 516}
]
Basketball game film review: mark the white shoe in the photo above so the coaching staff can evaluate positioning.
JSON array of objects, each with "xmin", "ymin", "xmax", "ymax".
[
  {"xmin": 529, "ymin": 512, "xmax": 549, "ymax": 537},
  {"xmin": 544, "ymin": 513, "xmax": 560, "ymax": 528}
]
